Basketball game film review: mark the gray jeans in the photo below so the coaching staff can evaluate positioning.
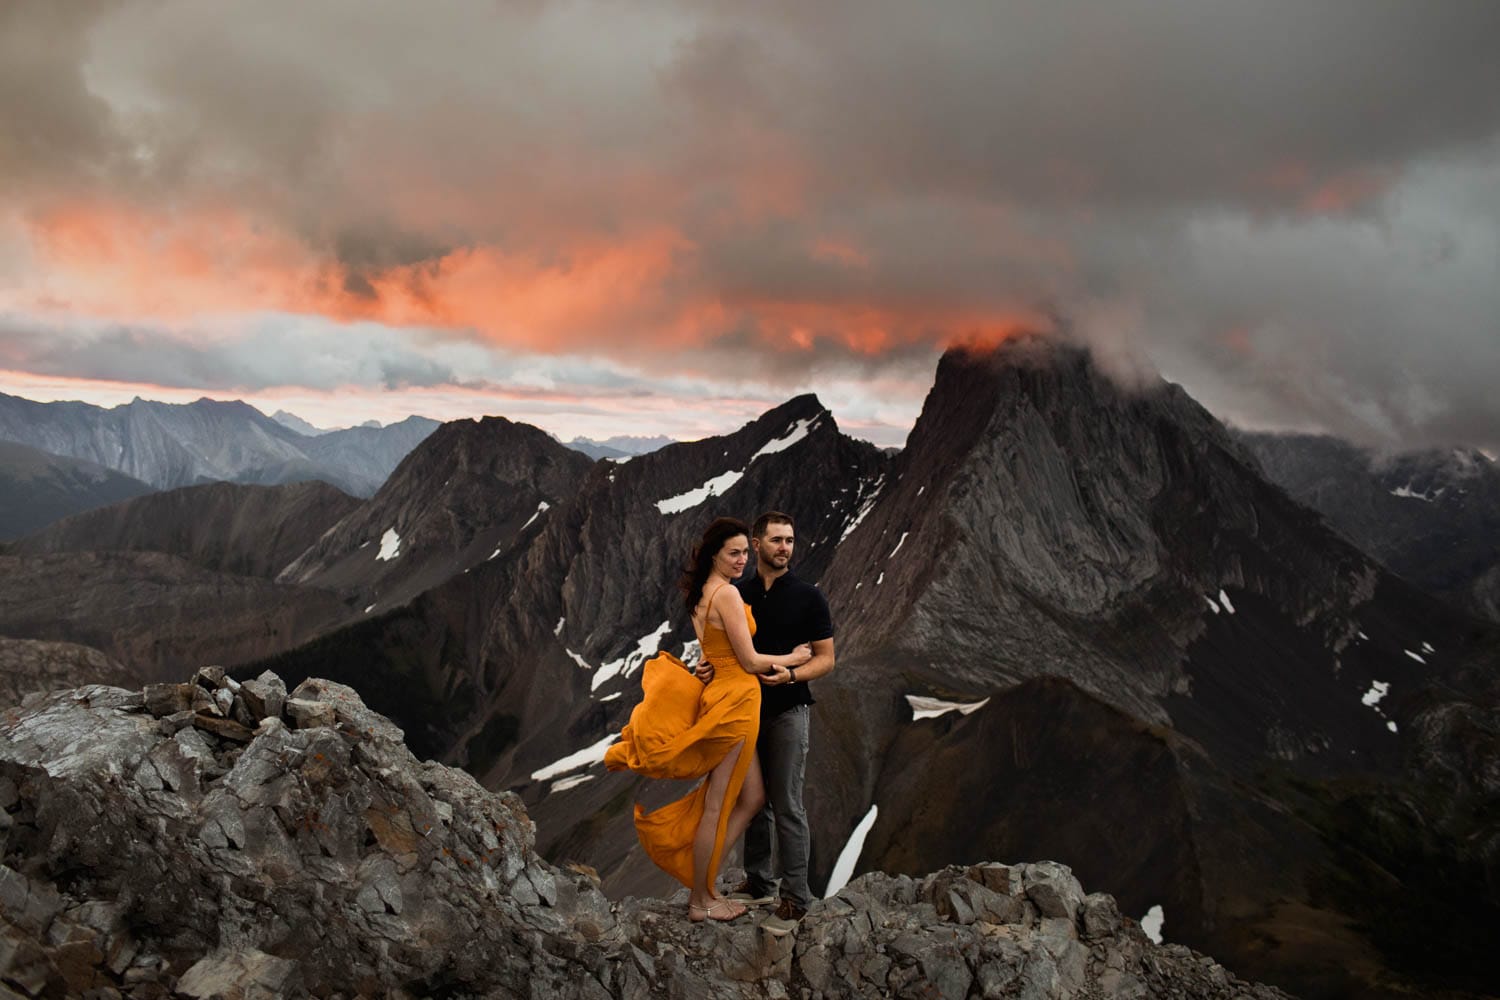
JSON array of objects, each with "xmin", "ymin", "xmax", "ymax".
[{"xmin": 744, "ymin": 704, "xmax": 811, "ymax": 907}]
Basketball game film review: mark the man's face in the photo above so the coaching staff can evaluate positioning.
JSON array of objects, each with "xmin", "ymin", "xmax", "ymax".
[{"xmin": 754, "ymin": 522, "xmax": 795, "ymax": 570}]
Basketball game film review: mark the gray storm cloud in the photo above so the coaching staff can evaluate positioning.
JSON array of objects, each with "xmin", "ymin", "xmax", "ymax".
[{"xmin": 0, "ymin": 0, "xmax": 1498, "ymax": 449}]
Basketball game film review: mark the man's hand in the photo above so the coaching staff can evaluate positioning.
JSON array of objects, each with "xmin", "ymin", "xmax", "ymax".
[
  {"xmin": 693, "ymin": 659, "xmax": 716, "ymax": 684},
  {"xmin": 759, "ymin": 664, "xmax": 792, "ymax": 686}
]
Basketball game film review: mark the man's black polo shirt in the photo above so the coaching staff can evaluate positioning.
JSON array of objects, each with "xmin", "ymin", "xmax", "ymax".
[{"xmin": 736, "ymin": 569, "xmax": 833, "ymax": 719}]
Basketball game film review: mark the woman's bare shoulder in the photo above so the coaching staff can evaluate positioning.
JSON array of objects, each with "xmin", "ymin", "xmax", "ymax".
[{"xmin": 708, "ymin": 580, "xmax": 742, "ymax": 617}]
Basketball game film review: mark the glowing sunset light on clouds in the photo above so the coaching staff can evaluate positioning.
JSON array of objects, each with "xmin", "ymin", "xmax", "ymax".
[{"xmin": 2, "ymin": 1, "xmax": 1498, "ymax": 451}]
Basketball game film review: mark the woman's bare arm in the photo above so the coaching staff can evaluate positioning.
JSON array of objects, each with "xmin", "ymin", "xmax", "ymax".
[{"xmin": 712, "ymin": 585, "xmax": 811, "ymax": 675}]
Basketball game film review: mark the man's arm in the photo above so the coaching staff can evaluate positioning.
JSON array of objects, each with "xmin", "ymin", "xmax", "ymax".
[{"xmin": 761, "ymin": 637, "xmax": 834, "ymax": 686}]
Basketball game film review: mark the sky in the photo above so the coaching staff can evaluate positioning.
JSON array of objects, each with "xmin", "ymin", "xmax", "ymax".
[{"xmin": 1, "ymin": 1, "xmax": 1497, "ymax": 450}]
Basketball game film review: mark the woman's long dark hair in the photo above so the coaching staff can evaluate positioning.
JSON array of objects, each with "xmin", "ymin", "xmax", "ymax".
[{"xmin": 679, "ymin": 517, "xmax": 750, "ymax": 617}]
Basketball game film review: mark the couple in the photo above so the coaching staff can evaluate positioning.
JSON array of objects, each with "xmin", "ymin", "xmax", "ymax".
[{"xmin": 604, "ymin": 512, "xmax": 834, "ymax": 931}]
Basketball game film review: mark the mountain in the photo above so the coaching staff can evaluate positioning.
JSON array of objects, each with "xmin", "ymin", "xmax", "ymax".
[
  {"xmin": 13, "ymin": 479, "xmax": 360, "ymax": 580},
  {"xmin": 251, "ymin": 393, "xmax": 888, "ymax": 804},
  {"xmin": 0, "ymin": 669, "xmax": 1292, "ymax": 999},
  {"xmin": 0, "ymin": 440, "xmax": 155, "ymax": 540},
  {"xmin": 278, "ymin": 416, "xmax": 595, "ymax": 611},
  {"xmin": 297, "ymin": 415, "xmax": 442, "ymax": 497},
  {"xmin": 0, "ymin": 549, "xmax": 353, "ymax": 683},
  {"xmin": 566, "ymin": 434, "xmax": 675, "ymax": 461},
  {"xmin": 797, "ymin": 340, "xmax": 1499, "ymax": 998},
  {"xmin": 270, "ymin": 409, "xmax": 330, "ymax": 435},
  {"xmin": 11, "ymin": 345, "xmax": 1488, "ymax": 995},
  {"xmin": 1238, "ymin": 432, "xmax": 1500, "ymax": 623},
  {"xmin": 243, "ymin": 342, "xmax": 1498, "ymax": 998},
  {"xmin": 0, "ymin": 391, "xmax": 439, "ymax": 498}
]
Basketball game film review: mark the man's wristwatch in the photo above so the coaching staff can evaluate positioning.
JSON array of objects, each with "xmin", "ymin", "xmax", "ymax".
[{"xmin": 789, "ymin": 667, "xmax": 797, "ymax": 683}]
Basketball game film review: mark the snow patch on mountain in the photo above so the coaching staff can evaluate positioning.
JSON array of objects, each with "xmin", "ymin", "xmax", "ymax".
[
  {"xmin": 1141, "ymin": 905, "xmax": 1165, "ymax": 944},
  {"xmin": 530, "ymin": 733, "xmax": 619, "ymax": 781},
  {"xmin": 1390, "ymin": 482, "xmax": 1444, "ymax": 502},
  {"xmin": 825, "ymin": 804, "xmax": 879, "ymax": 898},
  {"xmin": 376, "ymin": 528, "xmax": 401, "ymax": 561},
  {"xmin": 1362, "ymin": 680, "xmax": 1390, "ymax": 709},
  {"xmin": 839, "ymin": 475, "xmax": 886, "ymax": 543},
  {"xmin": 889, "ymin": 532, "xmax": 909, "ymax": 558},
  {"xmin": 591, "ymin": 621, "xmax": 672, "ymax": 692},
  {"xmin": 656, "ymin": 414, "xmax": 823, "ymax": 514},
  {"xmin": 906, "ymin": 695, "xmax": 991, "ymax": 721},
  {"xmin": 749, "ymin": 415, "xmax": 820, "ymax": 462},
  {"xmin": 521, "ymin": 501, "xmax": 551, "ymax": 531},
  {"xmin": 657, "ymin": 469, "xmax": 746, "ymax": 515}
]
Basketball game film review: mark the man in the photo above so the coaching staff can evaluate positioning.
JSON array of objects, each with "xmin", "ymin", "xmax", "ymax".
[{"xmin": 699, "ymin": 510, "xmax": 835, "ymax": 936}]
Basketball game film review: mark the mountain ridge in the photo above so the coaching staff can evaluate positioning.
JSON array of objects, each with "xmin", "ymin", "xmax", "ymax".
[{"xmin": 0, "ymin": 390, "xmax": 439, "ymax": 498}]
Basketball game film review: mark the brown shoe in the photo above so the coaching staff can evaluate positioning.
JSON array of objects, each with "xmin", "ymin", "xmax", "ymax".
[
  {"xmin": 761, "ymin": 897, "xmax": 806, "ymax": 937},
  {"xmin": 725, "ymin": 878, "xmax": 775, "ymax": 905}
]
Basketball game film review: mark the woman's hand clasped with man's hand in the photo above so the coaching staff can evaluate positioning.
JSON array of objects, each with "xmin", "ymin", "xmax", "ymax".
[{"xmin": 693, "ymin": 642, "xmax": 810, "ymax": 685}]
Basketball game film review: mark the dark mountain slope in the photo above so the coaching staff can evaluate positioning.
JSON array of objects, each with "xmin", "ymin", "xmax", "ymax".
[
  {"xmin": 13, "ymin": 479, "xmax": 359, "ymax": 579},
  {"xmin": 0, "ymin": 440, "xmax": 155, "ymax": 540},
  {"xmin": 0, "ymin": 550, "xmax": 351, "ymax": 683},
  {"xmin": 277, "ymin": 416, "xmax": 594, "ymax": 610},
  {"xmin": 797, "ymin": 339, "xmax": 1497, "ymax": 997},
  {"xmin": 1240, "ymin": 431, "xmax": 1500, "ymax": 622}
]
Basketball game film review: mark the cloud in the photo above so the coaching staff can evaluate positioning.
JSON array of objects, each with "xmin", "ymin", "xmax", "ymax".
[{"xmin": 0, "ymin": 0, "xmax": 1497, "ymax": 448}]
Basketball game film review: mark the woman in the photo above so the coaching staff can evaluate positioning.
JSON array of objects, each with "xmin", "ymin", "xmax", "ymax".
[{"xmin": 605, "ymin": 517, "xmax": 812, "ymax": 922}]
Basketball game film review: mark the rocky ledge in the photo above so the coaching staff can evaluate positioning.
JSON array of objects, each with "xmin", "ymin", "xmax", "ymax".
[{"xmin": 0, "ymin": 671, "xmax": 1291, "ymax": 999}]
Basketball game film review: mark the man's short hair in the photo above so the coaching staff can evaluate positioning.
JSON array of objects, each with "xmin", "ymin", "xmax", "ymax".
[{"xmin": 753, "ymin": 511, "xmax": 795, "ymax": 539}]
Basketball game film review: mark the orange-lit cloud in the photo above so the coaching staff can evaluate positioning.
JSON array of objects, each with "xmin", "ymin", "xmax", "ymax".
[
  {"xmin": 2, "ymin": 2, "xmax": 1498, "ymax": 453},
  {"xmin": 1250, "ymin": 162, "xmax": 1395, "ymax": 216},
  {"xmin": 15, "ymin": 196, "xmax": 1056, "ymax": 365}
]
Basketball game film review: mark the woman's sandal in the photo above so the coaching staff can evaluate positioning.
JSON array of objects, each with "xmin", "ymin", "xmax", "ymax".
[{"xmin": 687, "ymin": 899, "xmax": 746, "ymax": 922}]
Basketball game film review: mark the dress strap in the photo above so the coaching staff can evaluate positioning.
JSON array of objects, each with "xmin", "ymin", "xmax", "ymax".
[{"xmin": 693, "ymin": 580, "xmax": 732, "ymax": 643}]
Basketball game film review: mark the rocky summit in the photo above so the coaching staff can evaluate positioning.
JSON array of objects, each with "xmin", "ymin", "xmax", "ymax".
[{"xmin": 0, "ymin": 673, "xmax": 1289, "ymax": 999}]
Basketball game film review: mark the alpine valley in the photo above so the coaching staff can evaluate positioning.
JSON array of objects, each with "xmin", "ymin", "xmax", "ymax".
[{"xmin": 1, "ymin": 338, "xmax": 1496, "ymax": 999}]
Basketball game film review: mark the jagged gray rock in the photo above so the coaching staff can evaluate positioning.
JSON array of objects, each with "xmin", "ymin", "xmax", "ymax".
[{"xmin": 0, "ymin": 674, "xmax": 1293, "ymax": 998}]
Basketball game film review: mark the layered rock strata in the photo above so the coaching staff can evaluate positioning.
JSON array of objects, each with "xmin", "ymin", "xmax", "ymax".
[{"xmin": 0, "ymin": 674, "xmax": 1289, "ymax": 999}]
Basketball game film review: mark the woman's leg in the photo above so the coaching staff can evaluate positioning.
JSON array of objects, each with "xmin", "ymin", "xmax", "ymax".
[
  {"xmin": 688, "ymin": 741, "xmax": 747, "ymax": 920},
  {"xmin": 718, "ymin": 751, "xmax": 766, "ymax": 872}
]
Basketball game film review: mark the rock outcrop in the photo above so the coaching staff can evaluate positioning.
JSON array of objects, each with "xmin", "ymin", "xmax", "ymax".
[
  {"xmin": 0, "ymin": 673, "xmax": 1290, "ymax": 999},
  {"xmin": 0, "ymin": 638, "xmax": 138, "ymax": 710}
]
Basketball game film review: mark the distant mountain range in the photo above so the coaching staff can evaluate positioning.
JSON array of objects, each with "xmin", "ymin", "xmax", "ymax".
[
  {"xmin": 0, "ymin": 391, "xmax": 440, "ymax": 500},
  {"xmin": 564, "ymin": 434, "xmax": 675, "ymax": 461},
  {"xmin": 1239, "ymin": 432, "xmax": 1500, "ymax": 622},
  {"xmin": 270, "ymin": 410, "xmax": 385, "ymax": 436},
  {"xmin": 2, "ymin": 346, "xmax": 1496, "ymax": 998}
]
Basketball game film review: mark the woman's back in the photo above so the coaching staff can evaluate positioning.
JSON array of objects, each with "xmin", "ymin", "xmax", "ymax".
[{"xmin": 697, "ymin": 585, "xmax": 756, "ymax": 674}]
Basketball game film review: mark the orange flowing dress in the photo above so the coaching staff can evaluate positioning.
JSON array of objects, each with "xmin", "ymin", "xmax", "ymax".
[{"xmin": 604, "ymin": 584, "xmax": 761, "ymax": 888}]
